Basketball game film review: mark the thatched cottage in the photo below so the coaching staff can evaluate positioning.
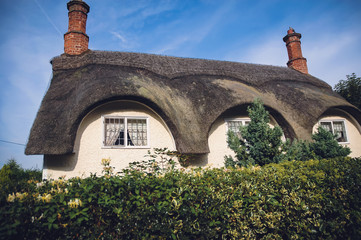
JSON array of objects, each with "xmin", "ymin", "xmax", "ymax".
[{"xmin": 26, "ymin": 0, "xmax": 361, "ymax": 179}]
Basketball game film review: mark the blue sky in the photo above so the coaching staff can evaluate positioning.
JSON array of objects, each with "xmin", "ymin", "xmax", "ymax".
[{"xmin": 1, "ymin": 0, "xmax": 361, "ymax": 169}]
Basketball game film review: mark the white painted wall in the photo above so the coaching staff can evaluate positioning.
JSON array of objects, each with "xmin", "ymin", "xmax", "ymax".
[
  {"xmin": 43, "ymin": 101, "xmax": 176, "ymax": 179},
  {"xmin": 43, "ymin": 103, "xmax": 360, "ymax": 179},
  {"xmin": 313, "ymin": 115, "xmax": 361, "ymax": 158}
]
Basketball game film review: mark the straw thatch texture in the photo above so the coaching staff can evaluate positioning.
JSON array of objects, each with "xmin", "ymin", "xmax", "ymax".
[{"xmin": 25, "ymin": 51, "xmax": 360, "ymax": 155}]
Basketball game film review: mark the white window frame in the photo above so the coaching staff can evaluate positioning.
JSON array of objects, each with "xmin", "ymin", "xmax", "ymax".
[
  {"xmin": 319, "ymin": 119, "xmax": 349, "ymax": 144},
  {"xmin": 102, "ymin": 116, "xmax": 150, "ymax": 149},
  {"xmin": 225, "ymin": 118, "xmax": 251, "ymax": 135}
]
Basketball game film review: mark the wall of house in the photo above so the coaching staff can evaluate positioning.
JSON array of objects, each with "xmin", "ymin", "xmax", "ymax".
[
  {"xmin": 312, "ymin": 111, "xmax": 361, "ymax": 158},
  {"xmin": 43, "ymin": 100, "xmax": 176, "ymax": 179},
  {"xmin": 43, "ymin": 103, "xmax": 360, "ymax": 179}
]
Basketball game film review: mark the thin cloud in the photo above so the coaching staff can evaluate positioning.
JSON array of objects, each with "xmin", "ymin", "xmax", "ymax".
[
  {"xmin": 108, "ymin": 31, "xmax": 139, "ymax": 50},
  {"xmin": 191, "ymin": 1, "xmax": 235, "ymax": 43},
  {"xmin": 153, "ymin": 1, "xmax": 236, "ymax": 55},
  {"xmin": 110, "ymin": 31, "xmax": 127, "ymax": 43},
  {"xmin": 34, "ymin": 0, "xmax": 63, "ymax": 37},
  {"xmin": 154, "ymin": 36, "xmax": 190, "ymax": 55},
  {"xmin": 228, "ymin": 28, "xmax": 361, "ymax": 87},
  {"xmin": 305, "ymin": 34, "xmax": 353, "ymax": 62},
  {"xmin": 306, "ymin": 31, "xmax": 361, "ymax": 86},
  {"xmin": 109, "ymin": 1, "xmax": 177, "ymax": 30},
  {"xmin": 234, "ymin": 38, "xmax": 286, "ymax": 66},
  {"xmin": 223, "ymin": 28, "xmax": 287, "ymax": 67},
  {"xmin": 140, "ymin": 1, "xmax": 175, "ymax": 18}
]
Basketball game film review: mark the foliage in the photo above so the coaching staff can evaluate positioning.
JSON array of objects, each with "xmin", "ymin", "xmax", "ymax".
[
  {"xmin": 0, "ymin": 159, "xmax": 42, "ymax": 203},
  {"xmin": 280, "ymin": 139, "xmax": 315, "ymax": 161},
  {"xmin": 139, "ymin": 147, "xmax": 194, "ymax": 168},
  {"xmin": 309, "ymin": 126, "xmax": 351, "ymax": 159},
  {"xmin": 334, "ymin": 73, "xmax": 361, "ymax": 109},
  {"xmin": 1, "ymin": 157, "xmax": 360, "ymax": 239},
  {"xmin": 225, "ymin": 98, "xmax": 283, "ymax": 167},
  {"xmin": 225, "ymin": 100, "xmax": 351, "ymax": 167},
  {"xmin": 280, "ymin": 127, "xmax": 350, "ymax": 162}
]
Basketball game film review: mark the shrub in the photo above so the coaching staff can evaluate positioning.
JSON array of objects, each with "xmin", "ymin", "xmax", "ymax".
[
  {"xmin": 225, "ymin": 98, "xmax": 283, "ymax": 167},
  {"xmin": 0, "ymin": 159, "xmax": 42, "ymax": 203},
  {"xmin": 280, "ymin": 139, "xmax": 315, "ymax": 161},
  {"xmin": 0, "ymin": 157, "xmax": 360, "ymax": 239},
  {"xmin": 225, "ymin": 100, "xmax": 351, "ymax": 166},
  {"xmin": 280, "ymin": 127, "xmax": 351, "ymax": 162},
  {"xmin": 310, "ymin": 126, "xmax": 351, "ymax": 159}
]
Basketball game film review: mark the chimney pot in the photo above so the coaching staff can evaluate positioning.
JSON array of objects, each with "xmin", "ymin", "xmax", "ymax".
[
  {"xmin": 283, "ymin": 27, "xmax": 308, "ymax": 74},
  {"xmin": 64, "ymin": 0, "xmax": 90, "ymax": 55},
  {"xmin": 287, "ymin": 27, "xmax": 295, "ymax": 35}
]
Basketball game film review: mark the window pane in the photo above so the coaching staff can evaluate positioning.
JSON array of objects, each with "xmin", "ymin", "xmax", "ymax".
[
  {"xmin": 333, "ymin": 121, "xmax": 347, "ymax": 142},
  {"xmin": 320, "ymin": 122, "xmax": 332, "ymax": 133},
  {"xmin": 127, "ymin": 119, "xmax": 147, "ymax": 146},
  {"xmin": 227, "ymin": 121, "xmax": 243, "ymax": 133},
  {"xmin": 104, "ymin": 118, "xmax": 124, "ymax": 146}
]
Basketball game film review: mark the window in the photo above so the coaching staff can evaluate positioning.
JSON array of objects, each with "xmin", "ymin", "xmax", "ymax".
[
  {"xmin": 103, "ymin": 116, "xmax": 148, "ymax": 147},
  {"xmin": 226, "ymin": 119, "xmax": 250, "ymax": 137},
  {"xmin": 319, "ymin": 120, "xmax": 348, "ymax": 143}
]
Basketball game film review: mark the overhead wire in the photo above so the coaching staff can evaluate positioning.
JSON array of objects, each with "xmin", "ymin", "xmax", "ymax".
[{"xmin": 0, "ymin": 139, "xmax": 26, "ymax": 146}]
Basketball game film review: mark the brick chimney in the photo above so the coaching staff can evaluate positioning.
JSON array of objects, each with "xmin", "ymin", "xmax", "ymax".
[
  {"xmin": 64, "ymin": 0, "xmax": 90, "ymax": 55},
  {"xmin": 283, "ymin": 27, "xmax": 308, "ymax": 74}
]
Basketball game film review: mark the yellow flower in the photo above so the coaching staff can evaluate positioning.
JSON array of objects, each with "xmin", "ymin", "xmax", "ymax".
[
  {"xmin": 37, "ymin": 193, "xmax": 52, "ymax": 203},
  {"xmin": 101, "ymin": 158, "xmax": 111, "ymax": 166},
  {"xmin": 68, "ymin": 198, "xmax": 82, "ymax": 208},
  {"xmin": 43, "ymin": 194, "xmax": 52, "ymax": 203},
  {"xmin": 7, "ymin": 193, "xmax": 15, "ymax": 202},
  {"xmin": 18, "ymin": 192, "xmax": 28, "ymax": 201}
]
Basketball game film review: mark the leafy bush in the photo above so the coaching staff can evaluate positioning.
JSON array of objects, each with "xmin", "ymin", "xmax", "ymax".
[
  {"xmin": 225, "ymin": 100, "xmax": 351, "ymax": 167},
  {"xmin": 310, "ymin": 126, "xmax": 351, "ymax": 159},
  {"xmin": 280, "ymin": 139, "xmax": 315, "ymax": 161},
  {"xmin": 0, "ymin": 159, "xmax": 42, "ymax": 202},
  {"xmin": 0, "ymin": 157, "xmax": 360, "ymax": 239},
  {"xmin": 280, "ymin": 127, "xmax": 351, "ymax": 162},
  {"xmin": 225, "ymin": 98, "xmax": 283, "ymax": 167}
]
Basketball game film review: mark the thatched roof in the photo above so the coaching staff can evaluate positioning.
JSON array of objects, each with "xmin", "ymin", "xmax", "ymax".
[{"xmin": 25, "ymin": 50, "xmax": 361, "ymax": 155}]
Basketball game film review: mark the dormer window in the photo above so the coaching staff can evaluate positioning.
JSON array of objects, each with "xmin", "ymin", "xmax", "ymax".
[
  {"xmin": 319, "ymin": 120, "xmax": 348, "ymax": 143},
  {"xmin": 103, "ymin": 116, "xmax": 149, "ymax": 148}
]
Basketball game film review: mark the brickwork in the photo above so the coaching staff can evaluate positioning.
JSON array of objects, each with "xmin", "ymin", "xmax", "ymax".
[
  {"xmin": 64, "ymin": 0, "xmax": 90, "ymax": 55},
  {"xmin": 283, "ymin": 28, "xmax": 308, "ymax": 74}
]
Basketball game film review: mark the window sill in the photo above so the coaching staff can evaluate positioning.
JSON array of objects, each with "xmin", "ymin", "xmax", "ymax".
[{"xmin": 102, "ymin": 146, "xmax": 150, "ymax": 149}]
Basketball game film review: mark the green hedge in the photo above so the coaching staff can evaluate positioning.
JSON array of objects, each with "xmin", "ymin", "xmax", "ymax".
[
  {"xmin": 0, "ymin": 159, "xmax": 42, "ymax": 200},
  {"xmin": 1, "ymin": 157, "xmax": 360, "ymax": 239}
]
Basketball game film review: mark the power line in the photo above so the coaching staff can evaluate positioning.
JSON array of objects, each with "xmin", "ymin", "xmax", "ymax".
[{"xmin": 0, "ymin": 140, "xmax": 26, "ymax": 146}]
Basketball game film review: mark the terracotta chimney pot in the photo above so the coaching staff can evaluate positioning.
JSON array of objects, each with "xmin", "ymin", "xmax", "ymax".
[
  {"xmin": 283, "ymin": 27, "xmax": 308, "ymax": 74},
  {"xmin": 64, "ymin": 0, "xmax": 90, "ymax": 55}
]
